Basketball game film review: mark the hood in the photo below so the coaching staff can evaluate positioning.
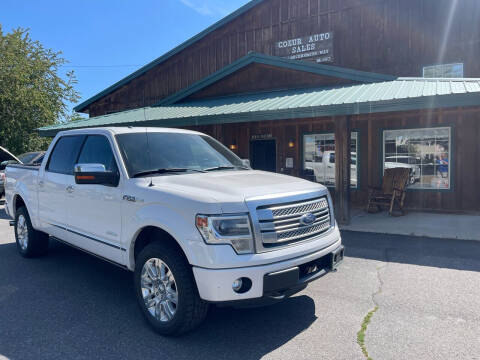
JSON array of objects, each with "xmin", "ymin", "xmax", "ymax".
[
  {"xmin": 0, "ymin": 146, "xmax": 21, "ymax": 163},
  {"xmin": 161, "ymin": 170, "xmax": 325, "ymax": 202}
]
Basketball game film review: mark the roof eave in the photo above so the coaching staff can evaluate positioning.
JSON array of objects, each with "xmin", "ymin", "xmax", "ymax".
[{"xmin": 41, "ymin": 93, "xmax": 480, "ymax": 137}]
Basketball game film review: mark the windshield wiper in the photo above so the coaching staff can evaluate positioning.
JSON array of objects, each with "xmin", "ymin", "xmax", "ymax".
[
  {"xmin": 132, "ymin": 168, "xmax": 205, "ymax": 178},
  {"xmin": 203, "ymin": 166, "xmax": 236, "ymax": 172}
]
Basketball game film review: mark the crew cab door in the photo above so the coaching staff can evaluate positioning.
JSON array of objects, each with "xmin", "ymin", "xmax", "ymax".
[
  {"xmin": 38, "ymin": 135, "xmax": 85, "ymax": 239},
  {"xmin": 65, "ymin": 135, "xmax": 124, "ymax": 264}
]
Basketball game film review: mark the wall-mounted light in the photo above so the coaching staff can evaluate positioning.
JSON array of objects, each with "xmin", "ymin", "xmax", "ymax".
[
  {"xmin": 229, "ymin": 141, "xmax": 238, "ymax": 151},
  {"xmin": 288, "ymin": 139, "xmax": 295, "ymax": 148}
]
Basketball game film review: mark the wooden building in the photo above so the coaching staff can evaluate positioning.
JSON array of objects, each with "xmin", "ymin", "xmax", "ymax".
[{"xmin": 40, "ymin": 0, "xmax": 480, "ymax": 219}]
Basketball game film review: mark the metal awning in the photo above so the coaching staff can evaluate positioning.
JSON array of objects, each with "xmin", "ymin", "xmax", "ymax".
[{"xmin": 39, "ymin": 77, "xmax": 480, "ymax": 137}]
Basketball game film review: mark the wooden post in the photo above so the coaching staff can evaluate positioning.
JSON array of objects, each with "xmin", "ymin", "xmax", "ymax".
[{"xmin": 335, "ymin": 116, "xmax": 351, "ymax": 225}]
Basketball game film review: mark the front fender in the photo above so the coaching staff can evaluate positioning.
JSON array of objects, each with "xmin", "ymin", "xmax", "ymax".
[{"xmin": 124, "ymin": 203, "xmax": 217, "ymax": 271}]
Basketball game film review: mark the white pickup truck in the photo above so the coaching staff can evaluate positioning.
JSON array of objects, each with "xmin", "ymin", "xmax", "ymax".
[
  {"xmin": 305, "ymin": 151, "xmax": 357, "ymax": 187},
  {"xmin": 5, "ymin": 127, "xmax": 344, "ymax": 335}
]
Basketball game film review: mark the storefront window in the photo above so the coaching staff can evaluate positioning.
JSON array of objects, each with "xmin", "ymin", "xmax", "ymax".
[
  {"xmin": 383, "ymin": 127, "xmax": 451, "ymax": 189},
  {"xmin": 303, "ymin": 132, "xmax": 358, "ymax": 188}
]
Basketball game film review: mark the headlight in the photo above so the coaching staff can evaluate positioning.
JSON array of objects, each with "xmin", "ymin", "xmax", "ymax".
[{"xmin": 195, "ymin": 214, "xmax": 254, "ymax": 254}]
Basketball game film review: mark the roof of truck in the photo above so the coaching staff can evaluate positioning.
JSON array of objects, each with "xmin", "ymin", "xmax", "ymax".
[{"xmin": 56, "ymin": 127, "xmax": 204, "ymax": 137}]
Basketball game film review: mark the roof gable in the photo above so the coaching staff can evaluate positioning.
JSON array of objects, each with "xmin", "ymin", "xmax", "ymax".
[{"xmin": 156, "ymin": 53, "xmax": 396, "ymax": 105}]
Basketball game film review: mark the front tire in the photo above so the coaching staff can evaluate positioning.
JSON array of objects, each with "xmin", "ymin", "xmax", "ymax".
[
  {"xmin": 14, "ymin": 206, "xmax": 49, "ymax": 257},
  {"xmin": 134, "ymin": 242, "xmax": 208, "ymax": 336}
]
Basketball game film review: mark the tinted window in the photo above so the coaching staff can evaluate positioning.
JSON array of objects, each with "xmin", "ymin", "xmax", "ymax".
[
  {"xmin": 34, "ymin": 154, "xmax": 45, "ymax": 165},
  {"xmin": 116, "ymin": 132, "xmax": 243, "ymax": 177},
  {"xmin": 77, "ymin": 135, "xmax": 118, "ymax": 172},
  {"xmin": 18, "ymin": 153, "xmax": 39, "ymax": 164},
  {"xmin": 47, "ymin": 136, "xmax": 85, "ymax": 174}
]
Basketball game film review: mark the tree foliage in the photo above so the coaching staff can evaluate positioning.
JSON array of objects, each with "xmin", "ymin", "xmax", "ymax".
[{"xmin": 0, "ymin": 25, "xmax": 79, "ymax": 155}]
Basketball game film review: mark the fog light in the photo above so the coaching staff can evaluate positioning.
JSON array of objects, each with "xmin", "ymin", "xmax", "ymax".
[
  {"xmin": 232, "ymin": 278, "xmax": 243, "ymax": 292},
  {"xmin": 232, "ymin": 277, "xmax": 252, "ymax": 294}
]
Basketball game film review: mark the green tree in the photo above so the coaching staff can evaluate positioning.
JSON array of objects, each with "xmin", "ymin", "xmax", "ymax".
[{"xmin": 0, "ymin": 25, "xmax": 79, "ymax": 155}]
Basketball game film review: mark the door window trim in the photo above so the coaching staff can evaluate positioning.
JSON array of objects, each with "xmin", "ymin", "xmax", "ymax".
[
  {"xmin": 76, "ymin": 134, "xmax": 121, "ymax": 175},
  {"xmin": 45, "ymin": 135, "xmax": 86, "ymax": 175}
]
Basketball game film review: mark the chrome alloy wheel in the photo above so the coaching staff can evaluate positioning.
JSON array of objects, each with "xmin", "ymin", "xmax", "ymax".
[
  {"xmin": 141, "ymin": 258, "xmax": 178, "ymax": 322},
  {"xmin": 17, "ymin": 215, "xmax": 29, "ymax": 251}
]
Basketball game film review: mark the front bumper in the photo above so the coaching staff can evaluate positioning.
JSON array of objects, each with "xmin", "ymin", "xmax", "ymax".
[{"xmin": 192, "ymin": 239, "xmax": 344, "ymax": 303}]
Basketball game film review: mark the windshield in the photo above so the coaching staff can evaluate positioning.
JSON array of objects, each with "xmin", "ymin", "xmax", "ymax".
[{"xmin": 115, "ymin": 132, "xmax": 245, "ymax": 177}]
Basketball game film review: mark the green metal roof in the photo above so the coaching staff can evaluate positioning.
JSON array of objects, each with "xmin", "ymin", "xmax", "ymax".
[
  {"xmin": 40, "ymin": 78, "xmax": 480, "ymax": 137},
  {"xmin": 73, "ymin": 0, "xmax": 266, "ymax": 113},
  {"xmin": 157, "ymin": 53, "xmax": 396, "ymax": 105}
]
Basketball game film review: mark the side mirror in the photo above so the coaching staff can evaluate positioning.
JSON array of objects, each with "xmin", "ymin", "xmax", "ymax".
[
  {"xmin": 74, "ymin": 163, "xmax": 119, "ymax": 187},
  {"xmin": 242, "ymin": 159, "xmax": 251, "ymax": 168}
]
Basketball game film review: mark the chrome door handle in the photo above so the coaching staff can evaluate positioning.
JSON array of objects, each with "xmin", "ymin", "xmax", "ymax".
[{"xmin": 66, "ymin": 185, "xmax": 75, "ymax": 193}]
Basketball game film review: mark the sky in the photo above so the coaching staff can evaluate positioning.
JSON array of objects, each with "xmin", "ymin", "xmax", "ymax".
[{"xmin": 1, "ymin": 0, "xmax": 251, "ymax": 117}]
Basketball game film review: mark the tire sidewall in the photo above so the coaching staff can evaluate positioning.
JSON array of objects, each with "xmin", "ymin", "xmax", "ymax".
[
  {"xmin": 134, "ymin": 243, "xmax": 192, "ymax": 335},
  {"xmin": 15, "ymin": 207, "xmax": 32, "ymax": 257}
]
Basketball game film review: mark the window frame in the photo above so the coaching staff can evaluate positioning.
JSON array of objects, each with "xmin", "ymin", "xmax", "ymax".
[
  {"xmin": 301, "ymin": 130, "xmax": 360, "ymax": 189},
  {"xmin": 382, "ymin": 126, "xmax": 453, "ymax": 191},
  {"xmin": 76, "ymin": 134, "xmax": 120, "ymax": 176},
  {"xmin": 45, "ymin": 135, "xmax": 86, "ymax": 175}
]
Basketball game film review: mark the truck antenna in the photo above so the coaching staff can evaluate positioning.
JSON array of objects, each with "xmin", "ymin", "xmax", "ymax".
[{"xmin": 144, "ymin": 111, "xmax": 154, "ymax": 187}]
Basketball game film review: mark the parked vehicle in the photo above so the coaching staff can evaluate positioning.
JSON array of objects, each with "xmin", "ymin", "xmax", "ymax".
[
  {"xmin": 384, "ymin": 156, "xmax": 421, "ymax": 184},
  {"xmin": 305, "ymin": 151, "xmax": 357, "ymax": 186},
  {"xmin": 4, "ymin": 127, "xmax": 344, "ymax": 335},
  {"xmin": 17, "ymin": 151, "xmax": 46, "ymax": 166},
  {"xmin": 0, "ymin": 146, "xmax": 21, "ymax": 198}
]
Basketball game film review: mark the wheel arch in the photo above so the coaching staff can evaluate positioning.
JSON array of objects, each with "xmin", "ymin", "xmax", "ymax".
[
  {"xmin": 12, "ymin": 193, "xmax": 28, "ymax": 218},
  {"xmin": 129, "ymin": 226, "xmax": 191, "ymax": 271}
]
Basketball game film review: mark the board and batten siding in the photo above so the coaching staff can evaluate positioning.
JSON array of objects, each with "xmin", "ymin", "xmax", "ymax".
[{"xmin": 185, "ymin": 107, "xmax": 480, "ymax": 213}]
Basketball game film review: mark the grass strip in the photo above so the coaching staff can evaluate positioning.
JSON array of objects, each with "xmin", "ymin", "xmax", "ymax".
[{"xmin": 357, "ymin": 306, "xmax": 379, "ymax": 360}]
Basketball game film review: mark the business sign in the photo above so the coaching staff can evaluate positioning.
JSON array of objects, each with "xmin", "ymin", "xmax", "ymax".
[
  {"xmin": 251, "ymin": 133, "xmax": 273, "ymax": 140},
  {"xmin": 274, "ymin": 32, "xmax": 334, "ymax": 63}
]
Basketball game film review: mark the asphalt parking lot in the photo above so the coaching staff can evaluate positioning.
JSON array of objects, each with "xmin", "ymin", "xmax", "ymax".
[{"xmin": 0, "ymin": 202, "xmax": 479, "ymax": 360}]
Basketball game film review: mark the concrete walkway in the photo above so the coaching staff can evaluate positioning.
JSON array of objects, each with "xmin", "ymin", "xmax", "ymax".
[{"xmin": 340, "ymin": 208, "xmax": 480, "ymax": 241}]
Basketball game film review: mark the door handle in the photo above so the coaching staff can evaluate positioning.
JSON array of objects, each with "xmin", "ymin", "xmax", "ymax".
[
  {"xmin": 38, "ymin": 180, "xmax": 44, "ymax": 187},
  {"xmin": 66, "ymin": 185, "xmax": 75, "ymax": 193}
]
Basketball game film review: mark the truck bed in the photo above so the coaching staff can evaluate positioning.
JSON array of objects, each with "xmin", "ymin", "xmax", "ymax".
[{"xmin": 7, "ymin": 164, "xmax": 41, "ymax": 171}]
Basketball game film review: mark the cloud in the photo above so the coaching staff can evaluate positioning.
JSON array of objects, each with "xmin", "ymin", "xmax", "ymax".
[{"xmin": 179, "ymin": 0, "xmax": 232, "ymax": 17}]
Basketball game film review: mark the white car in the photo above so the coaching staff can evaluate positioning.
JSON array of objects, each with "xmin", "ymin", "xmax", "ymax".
[{"xmin": 5, "ymin": 127, "xmax": 344, "ymax": 335}]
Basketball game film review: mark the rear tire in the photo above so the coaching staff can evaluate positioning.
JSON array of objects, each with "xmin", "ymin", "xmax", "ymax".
[
  {"xmin": 134, "ymin": 241, "xmax": 208, "ymax": 336},
  {"xmin": 14, "ymin": 206, "xmax": 49, "ymax": 258}
]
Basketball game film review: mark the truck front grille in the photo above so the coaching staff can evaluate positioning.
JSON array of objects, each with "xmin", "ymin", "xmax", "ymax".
[{"xmin": 256, "ymin": 197, "xmax": 331, "ymax": 247}]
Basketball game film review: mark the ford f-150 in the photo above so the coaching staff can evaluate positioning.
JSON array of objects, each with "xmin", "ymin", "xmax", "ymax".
[{"xmin": 5, "ymin": 127, "xmax": 344, "ymax": 335}]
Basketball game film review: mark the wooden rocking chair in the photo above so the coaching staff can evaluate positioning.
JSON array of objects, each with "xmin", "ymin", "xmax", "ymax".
[{"xmin": 366, "ymin": 167, "xmax": 410, "ymax": 216}]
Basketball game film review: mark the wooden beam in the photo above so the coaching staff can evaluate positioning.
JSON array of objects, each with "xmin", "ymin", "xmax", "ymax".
[{"xmin": 335, "ymin": 116, "xmax": 351, "ymax": 225}]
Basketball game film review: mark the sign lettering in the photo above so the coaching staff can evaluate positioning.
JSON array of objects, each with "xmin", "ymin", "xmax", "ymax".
[
  {"xmin": 251, "ymin": 133, "xmax": 273, "ymax": 140},
  {"xmin": 274, "ymin": 32, "xmax": 334, "ymax": 63}
]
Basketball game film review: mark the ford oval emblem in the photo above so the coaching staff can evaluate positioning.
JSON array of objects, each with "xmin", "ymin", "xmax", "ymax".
[{"xmin": 300, "ymin": 213, "xmax": 316, "ymax": 226}]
